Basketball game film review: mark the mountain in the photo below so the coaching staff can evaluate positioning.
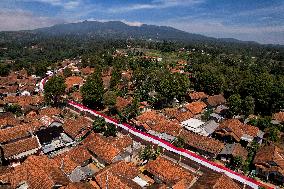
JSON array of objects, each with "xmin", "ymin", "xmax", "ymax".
[
  {"xmin": 33, "ymin": 20, "xmax": 217, "ymax": 43},
  {"xmin": 0, "ymin": 20, "xmax": 266, "ymax": 46}
]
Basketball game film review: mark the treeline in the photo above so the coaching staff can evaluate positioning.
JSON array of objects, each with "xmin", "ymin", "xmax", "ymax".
[{"xmin": 190, "ymin": 52, "xmax": 284, "ymax": 115}]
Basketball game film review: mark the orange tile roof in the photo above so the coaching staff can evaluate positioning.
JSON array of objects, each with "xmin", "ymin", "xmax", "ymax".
[
  {"xmin": 189, "ymin": 92, "xmax": 208, "ymax": 100},
  {"xmin": 86, "ymin": 133, "xmax": 132, "ymax": 164},
  {"xmin": 2, "ymin": 137, "xmax": 39, "ymax": 159},
  {"xmin": 0, "ymin": 124, "xmax": 31, "ymax": 144},
  {"xmin": 115, "ymin": 96, "xmax": 132, "ymax": 111},
  {"xmin": 4, "ymin": 155, "xmax": 69, "ymax": 189},
  {"xmin": 192, "ymin": 172, "xmax": 241, "ymax": 189},
  {"xmin": 0, "ymin": 112, "xmax": 20, "ymax": 129},
  {"xmin": 164, "ymin": 107, "xmax": 193, "ymax": 122},
  {"xmin": 273, "ymin": 112, "xmax": 284, "ymax": 122},
  {"xmin": 216, "ymin": 119, "xmax": 260, "ymax": 142},
  {"xmin": 71, "ymin": 91, "xmax": 82, "ymax": 101},
  {"xmin": 63, "ymin": 117, "xmax": 92, "ymax": 139},
  {"xmin": 254, "ymin": 145, "xmax": 284, "ymax": 172},
  {"xmin": 96, "ymin": 172, "xmax": 141, "ymax": 189},
  {"xmin": 65, "ymin": 76, "xmax": 84, "ymax": 89},
  {"xmin": 185, "ymin": 101, "xmax": 207, "ymax": 115},
  {"xmin": 207, "ymin": 94, "xmax": 226, "ymax": 106},
  {"xmin": 136, "ymin": 110, "xmax": 182, "ymax": 136},
  {"xmin": 65, "ymin": 182, "xmax": 98, "ymax": 189},
  {"xmin": 180, "ymin": 129, "xmax": 224, "ymax": 155},
  {"xmin": 145, "ymin": 156, "xmax": 194, "ymax": 185},
  {"xmin": 39, "ymin": 107, "xmax": 61, "ymax": 117},
  {"xmin": 80, "ymin": 66, "xmax": 95, "ymax": 75},
  {"xmin": 3, "ymin": 95, "xmax": 44, "ymax": 107}
]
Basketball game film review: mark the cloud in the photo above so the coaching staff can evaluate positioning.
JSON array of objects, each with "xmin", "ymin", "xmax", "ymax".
[
  {"xmin": 23, "ymin": 0, "xmax": 81, "ymax": 9},
  {"xmin": 109, "ymin": 0, "xmax": 203, "ymax": 13},
  {"xmin": 156, "ymin": 16, "xmax": 284, "ymax": 44},
  {"xmin": 0, "ymin": 9, "xmax": 64, "ymax": 31}
]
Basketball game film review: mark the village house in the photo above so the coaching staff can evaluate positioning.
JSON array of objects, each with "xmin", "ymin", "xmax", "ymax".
[
  {"xmin": 207, "ymin": 94, "xmax": 226, "ymax": 107},
  {"xmin": 181, "ymin": 119, "xmax": 220, "ymax": 137},
  {"xmin": 218, "ymin": 143, "xmax": 248, "ymax": 162},
  {"xmin": 188, "ymin": 91, "xmax": 208, "ymax": 102},
  {"xmin": 53, "ymin": 145, "xmax": 94, "ymax": 182},
  {"xmin": 135, "ymin": 110, "xmax": 182, "ymax": 141},
  {"xmin": 144, "ymin": 156, "xmax": 196, "ymax": 188},
  {"xmin": 214, "ymin": 119, "xmax": 264, "ymax": 146},
  {"xmin": 63, "ymin": 116, "xmax": 92, "ymax": 141},
  {"xmin": 180, "ymin": 129, "xmax": 225, "ymax": 158},
  {"xmin": 191, "ymin": 172, "xmax": 242, "ymax": 189},
  {"xmin": 115, "ymin": 96, "xmax": 133, "ymax": 112},
  {"xmin": 253, "ymin": 145, "xmax": 284, "ymax": 183},
  {"xmin": 84, "ymin": 133, "xmax": 134, "ymax": 166},
  {"xmin": 65, "ymin": 76, "xmax": 84, "ymax": 92},
  {"xmin": 0, "ymin": 155, "xmax": 69, "ymax": 188},
  {"xmin": 95, "ymin": 161, "xmax": 142, "ymax": 189},
  {"xmin": 272, "ymin": 112, "xmax": 284, "ymax": 124},
  {"xmin": 1, "ymin": 136, "xmax": 41, "ymax": 164},
  {"xmin": 164, "ymin": 107, "xmax": 194, "ymax": 123}
]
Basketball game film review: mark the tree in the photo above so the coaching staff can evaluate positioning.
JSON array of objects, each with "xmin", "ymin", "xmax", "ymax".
[
  {"xmin": 227, "ymin": 94, "xmax": 242, "ymax": 117},
  {"xmin": 243, "ymin": 96, "xmax": 255, "ymax": 116},
  {"xmin": 139, "ymin": 145, "xmax": 161, "ymax": 162},
  {"xmin": 81, "ymin": 71, "xmax": 104, "ymax": 108},
  {"xmin": 195, "ymin": 70, "xmax": 225, "ymax": 95},
  {"xmin": 229, "ymin": 156, "xmax": 243, "ymax": 171},
  {"xmin": 173, "ymin": 137, "xmax": 186, "ymax": 148},
  {"xmin": 104, "ymin": 122, "xmax": 117, "ymax": 137},
  {"xmin": 109, "ymin": 68, "xmax": 121, "ymax": 89},
  {"xmin": 4, "ymin": 104, "xmax": 22, "ymax": 117},
  {"xmin": 267, "ymin": 127, "xmax": 280, "ymax": 142},
  {"xmin": 63, "ymin": 67, "xmax": 72, "ymax": 78},
  {"xmin": 103, "ymin": 91, "xmax": 117, "ymax": 106},
  {"xmin": 93, "ymin": 117, "xmax": 106, "ymax": 133},
  {"xmin": 44, "ymin": 76, "xmax": 66, "ymax": 106}
]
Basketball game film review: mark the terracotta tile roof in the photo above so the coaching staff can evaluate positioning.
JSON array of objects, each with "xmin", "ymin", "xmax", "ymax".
[
  {"xmin": 180, "ymin": 129, "xmax": 224, "ymax": 155},
  {"xmin": 95, "ymin": 161, "xmax": 140, "ymax": 189},
  {"xmin": 4, "ymin": 155, "xmax": 69, "ymax": 189},
  {"xmin": 232, "ymin": 143, "xmax": 248, "ymax": 160},
  {"xmin": 0, "ymin": 124, "xmax": 31, "ymax": 144},
  {"xmin": 145, "ymin": 156, "xmax": 194, "ymax": 185},
  {"xmin": 39, "ymin": 107, "xmax": 61, "ymax": 117},
  {"xmin": 3, "ymin": 95, "xmax": 44, "ymax": 107},
  {"xmin": 86, "ymin": 133, "xmax": 132, "ymax": 164},
  {"xmin": 2, "ymin": 137, "xmax": 40, "ymax": 159},
  {"xmin": 207, "ymin": 94, "xmax": 226, "ymax": 107},
  {"xmin": 63, "ymin": 117, "xmax": 92, "ymax": 139},
  {"xmin": 115, "ymin": 96, "xmax": 132, "ymax": 111},
  {"xmin": 54, "ymin": 145, "xmax": 92, "ymax": 174},
  {"xmin": 0, "ymin": 112, "xmax": 20, "ymax": 129},
  {"xmin": 273, "ymin": 112, "xmax": 284, "ymax": 123},
  {"xmin": 71, "ymin": 91, "xmax": 82, "ymax": 101},
  {"xmin": 189, "ymin": 92, "xmax": 208, "ymax": 100},
  {"xmin": 254, "ymin": 145, "xmax": 284, "ymax": 172},
  {"xmin": 95, "ymin": 161, "xmax": 139, "ymax": 180},
  {"xmin": 96, "ymin": 172, "xmax": 141, "ymax": 189},
  {"xmin": 0, "ymin": 85, "xmax": 18, "ymax": 94},
  {"xmin": 164, "ymin": 107, "xmax": 193, "ymax": 122},
  {"xmin": 172, "ymin": 178, "xmax": 191, "ymax": 189},
  {"xmin": 65, "ymin": 76, "xmax": 84, "ymax": 90},
  {"xmin": 192, "ymin": 172, "xmax": 241, "ymax": 189},
  {"xmin": 216, "ymin": 119, "xmax": 260, "ymax": 142},
  {"xmin": 185, "ymin": 101, "xmax": 207, "ymax": 115},
  {"xmin": 136, "ymin": 110, "xmax": 182, "ymax": 136},
  {"xmin": 53, "ymin": 154, "xmax": 79, "ymax": 174},
  {"xmin": 65, "ymin": 182, "xmax": 98, "ymax": 189},
  {"xmin": 80, "ymin": 66, "xmax": 95, "ymax": 75}
]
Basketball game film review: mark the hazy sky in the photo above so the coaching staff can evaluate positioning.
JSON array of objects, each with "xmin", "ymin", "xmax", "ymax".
[{"xmin": 0, "ymin": 0, "xmax": 283, "ymax": 44}]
